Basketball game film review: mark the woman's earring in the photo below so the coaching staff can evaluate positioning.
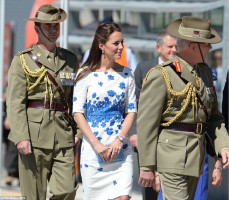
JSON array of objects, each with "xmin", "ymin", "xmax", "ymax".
[{"xmin": 102, "ymin": 50, "xmax": 104, "ymax": 54}]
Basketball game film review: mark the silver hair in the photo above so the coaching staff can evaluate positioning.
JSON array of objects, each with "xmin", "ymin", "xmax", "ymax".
[
  {"xmin": 177, "ymin": 38, "xmax": 192, "ymax": 50},
  {"xmin": 156, "ymin": 31, "xmax": 173, "ymax": 46}
]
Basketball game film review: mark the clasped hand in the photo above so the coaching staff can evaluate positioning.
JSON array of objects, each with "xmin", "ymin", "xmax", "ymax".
[{"xmin": 94, "ymin": 139, "xmax": 123, "ymax": 163}]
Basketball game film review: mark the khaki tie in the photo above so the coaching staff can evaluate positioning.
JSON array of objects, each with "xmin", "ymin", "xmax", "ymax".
[{"xmin": 48, "ymin": 52, "xmax": 55, "ymax": 67}]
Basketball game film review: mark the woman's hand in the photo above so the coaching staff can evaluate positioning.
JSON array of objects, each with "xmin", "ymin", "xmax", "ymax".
[
  {"xmin": 107, "ymin": 138, "xmax": 124, "ymax": 162},
  {"xmin": 93, "ymin": 141, "xmax": 110, "ymax": 163}
]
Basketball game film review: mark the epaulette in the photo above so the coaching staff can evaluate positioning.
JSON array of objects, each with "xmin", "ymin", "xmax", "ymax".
[
  {"xmin": 142, "ymin": 66, "xmax": 157, "ymax": 87},
  {"xmin": 142, "ymin": 60, "xmax": 173, "ymax": 87},
  {"xmin": 16, "ymin": 48, "xmax": 33, "ymax": 56},
  {"xmin": 58, "ymin": 47, "xmax": 75, "ymax": 55}
]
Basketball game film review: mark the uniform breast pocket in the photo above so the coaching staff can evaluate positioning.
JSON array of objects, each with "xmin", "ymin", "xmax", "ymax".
[{"xmin": 157, "ymin": 129, "xmax": 188, "ymax": 170}]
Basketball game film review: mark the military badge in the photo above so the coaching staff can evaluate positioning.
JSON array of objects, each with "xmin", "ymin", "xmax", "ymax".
[
  {"xmin": 193, "ymin": 30, "xmax": 200, "ymax": 37},
  {"xmin": 206, "ymin": 86, "xmax": 215, "ymax": 102},
  {"xmin": 60, "ymin": 72, "xmax": 75, "ymax": 86},
  {"xmin": 206, "ymin": 87, "xmax": 215, "ymax": 95},
  {"xmin": 175, "ymin": 61, "xmax": 182, "ymax": 72}
]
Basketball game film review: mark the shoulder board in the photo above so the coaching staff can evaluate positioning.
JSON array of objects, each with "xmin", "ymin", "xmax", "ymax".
[
  {"xmin": 142, "ymin": 61, "xmax": 173, "ymax": 87},
  {"xmin": 142, "ymin": 66, "xmax": 156, "ymax": 87},
  {"xmin": 58, "ymin": 47, "xmax": 75, "ymax": 55},
  {"xmin": 16, "ymin": 48, "xmax": 33, "ymax": 56}
]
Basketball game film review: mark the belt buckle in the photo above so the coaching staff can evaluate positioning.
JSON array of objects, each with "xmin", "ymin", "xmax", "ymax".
[{"xmin": 196, "ymin": 123, "xmax": 203, "ymax": 134}]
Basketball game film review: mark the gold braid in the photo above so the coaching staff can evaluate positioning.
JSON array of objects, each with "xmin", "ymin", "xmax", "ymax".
[
  {"xmin": 159, "ymin": 67, "xmax": 198, "ymax": 126},
  {"xmin": 20, "ymin": 54, "xmax": 54, "ymax": 106}
]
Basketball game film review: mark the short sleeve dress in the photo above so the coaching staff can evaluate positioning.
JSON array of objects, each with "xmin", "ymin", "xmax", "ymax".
[{"xmin": 73, "ymin": 67, "xmax": 137, "ymax": 200}]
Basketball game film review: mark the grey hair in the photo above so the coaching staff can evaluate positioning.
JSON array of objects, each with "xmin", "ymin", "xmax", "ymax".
[
  {"xmin": 156, "ymin": 31, "xmax": 175, "ymax": 46},
  {"xmin": 177, "ymin": 38, "xmax": 192, "ymax": 50}
]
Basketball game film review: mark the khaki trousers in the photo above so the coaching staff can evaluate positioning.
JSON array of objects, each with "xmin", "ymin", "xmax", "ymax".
[
  {"xmin": 19, "ymin": 140, "xmax": 78, "ymax": 200},
  {"xmin": 159, "ymin": 172, "xmax": 199, "ymax": 200}
]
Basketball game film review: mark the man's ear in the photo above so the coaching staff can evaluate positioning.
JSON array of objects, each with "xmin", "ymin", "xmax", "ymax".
[
  {"xmin": 156, "ymin": 44, "xmax": 160, "ymax": 53},
  {"xmin": 34, "ymin": 25, "xmax": 39, "ymax": 34},
  {"xmin": 189, "ymin": 42, "xmax": 197, "ymax": 51}
]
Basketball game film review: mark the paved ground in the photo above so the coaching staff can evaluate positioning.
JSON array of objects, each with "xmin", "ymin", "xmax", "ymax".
[{"xmin": 1, "ymin": 183, "xmax": 142, "ymax": 200}]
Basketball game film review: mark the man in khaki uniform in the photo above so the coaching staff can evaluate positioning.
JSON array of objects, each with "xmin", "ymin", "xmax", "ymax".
[
  {"xmin": 7, "ymin": 4, "xmax": 80, "ymax": 200},
  {"xmin": 137, "ymin": 16, "xmax": 229, "ymax": 200}
]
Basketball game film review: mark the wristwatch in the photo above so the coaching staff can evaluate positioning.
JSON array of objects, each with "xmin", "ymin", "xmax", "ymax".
[{"xmin": 116, "ymin": 135, "xmax": 125, "ymax": 143}]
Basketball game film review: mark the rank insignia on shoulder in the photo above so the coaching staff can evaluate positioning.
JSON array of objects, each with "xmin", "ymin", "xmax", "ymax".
[
  {"xmin": 175, "ymin": 61, "xmax": 182, "ymax": 72},
  {"xmin": 60, "ymin": 72, "xmax": 75, "ymax": 86}
]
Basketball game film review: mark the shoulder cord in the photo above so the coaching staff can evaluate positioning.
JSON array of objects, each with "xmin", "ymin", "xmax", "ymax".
[
  {"xmin": 23, "ymin": 51, "xmax": 76, "ymax": 136},
  {"xmin": 142, "ymin": 66, "xmax": 198, "ymax": 127},
  {"xmin": 20, "ymin": 53, "xmax": 53, "ymax": 106},
  {"xmin": 169, "ymin": 63, "xmax": 209, "ymax": 120},
  {"xmin": 159, "ymin": 67, "xmax": 198, "ymax": 127}
]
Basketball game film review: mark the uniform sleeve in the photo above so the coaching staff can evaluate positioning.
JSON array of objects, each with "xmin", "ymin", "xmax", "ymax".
[
  {"xmin": 7, "ymin": 55, "xmax": 30, "ymax": 144},
  {"xmin": 137, "ymin": 68, "xmax": 167, "ymax": 169},
  {"xmin": 125, "ymin": 70, "xmax": 137, "ymax": 114},
  {"xmin": 72, "ymin": 69, "xmax": 88, "ymax": 114},
  {"xmin": 207, "ymin": 92, "xmax": 229, "ymax": 157}
]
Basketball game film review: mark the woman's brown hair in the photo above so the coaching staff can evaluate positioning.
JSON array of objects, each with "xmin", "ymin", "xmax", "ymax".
[{"xmin": 76, "ymin": 22, "xmax": 121, "ymax": 82}]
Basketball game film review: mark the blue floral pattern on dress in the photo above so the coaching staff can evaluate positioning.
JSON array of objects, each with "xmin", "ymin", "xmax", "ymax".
[
  {"xmin": 92, "ymin": 93, "xmax": 97, "ymax": 98},
  {"xmin": 97, "ymin": 167, "xmax": 103, "ymax": 171},
  {"xmin": 107, "ymin": 90, "xmax": 116, "ymax": 97},
  {"xmin": 119, "ymin": 82, "xmax": 125, "ymax": 89},
  {"xmin": 105, "ymin": 128, "xmax": 113, "ymax": 135},
  {"xmin": 108, "ymin": 75, "xmax": 114, "ymax": 80},
  {"xmin": 128, "ymin": 103, "xmax": 135, "ymax": 110}
]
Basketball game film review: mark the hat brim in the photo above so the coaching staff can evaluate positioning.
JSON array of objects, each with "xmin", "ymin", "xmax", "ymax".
[
  {"xmin": 167, "ymin": 19, "xmax": 221, "ymax": 44},
  {"xmin": 25, "ymin": 9, "xmax": 67, "ymax": 23}
]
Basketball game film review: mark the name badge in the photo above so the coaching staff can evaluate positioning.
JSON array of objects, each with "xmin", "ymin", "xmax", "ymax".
[{"xmin": 60, "ymin": 72, "xmax": 75, "ymax": 86}]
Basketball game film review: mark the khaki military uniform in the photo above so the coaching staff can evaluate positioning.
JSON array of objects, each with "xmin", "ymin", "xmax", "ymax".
[
  {"xmin": 137, "ymin": 55, "xmax": 229, "ymax": 200},
  {"xmin": 7, "ymin": 45, "xmax": 79, "ymax": 200}
]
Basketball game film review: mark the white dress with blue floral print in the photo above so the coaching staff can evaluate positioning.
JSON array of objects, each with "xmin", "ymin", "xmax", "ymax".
[{"xmin": 73, "ymin": 67, "xmax": 137, "ymax": 200}]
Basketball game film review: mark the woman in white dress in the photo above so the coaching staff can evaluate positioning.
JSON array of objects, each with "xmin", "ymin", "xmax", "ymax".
[{"xmin": 73, "ymin": 23, "xmax": 137, "ymax": 200}]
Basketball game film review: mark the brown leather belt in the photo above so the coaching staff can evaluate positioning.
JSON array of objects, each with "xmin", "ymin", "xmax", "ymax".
[
  {"xmin": 161, "ymin": 122, "xmax": 207, "ymax": 134},
  {"xmin": 28, "ymin": 101, "xmax": 67, "ymax": 112}
]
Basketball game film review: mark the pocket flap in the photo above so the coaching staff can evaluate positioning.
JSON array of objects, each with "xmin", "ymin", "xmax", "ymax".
[
  {"xmin": 158, "ymin": 129, "xmax": 187, "ymax": 147},
  {"xmin": 27, "ymin": 108, "xmax": 44, "ymax": 123}
]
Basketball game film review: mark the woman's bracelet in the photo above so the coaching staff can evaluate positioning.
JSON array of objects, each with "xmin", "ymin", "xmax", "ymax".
[{"xmin": 214, "ymin": 167, "xmax": 222, "ymax": 172}]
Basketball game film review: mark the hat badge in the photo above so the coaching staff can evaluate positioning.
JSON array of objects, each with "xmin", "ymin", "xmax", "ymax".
[{"xmin": 193, "ymin": 30, "xmax": 200, "ymax": 38}]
